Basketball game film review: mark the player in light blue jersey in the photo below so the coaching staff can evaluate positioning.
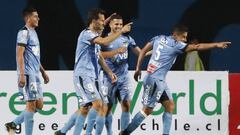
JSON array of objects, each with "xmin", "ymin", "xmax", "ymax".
[
  {"xmin": 99, "ymin": 14, "xmax": 146, "ymax": 135},
  {"xmin": 119, "ymin": 25, "xmax": 230, "ymax": 135},
  {"xmin": 55, "ymin": 9, "xmax": 132, "ymax": 135},
  {"xmin": 5, "ymin": 7, "xmax": 49, "ymax": 135}
]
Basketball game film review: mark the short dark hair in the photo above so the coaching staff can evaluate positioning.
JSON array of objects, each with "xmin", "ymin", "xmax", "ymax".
[
  {"xmin": 22, "ymin": 7, "xmax": 37, "ymax": 17},
  {"xmin": 110, "ymin": 14, "xmax": 123, "ymax": 21},
  {"xmin": 172, "ymin": 24, "xmax": 188, "ymax": 34},
  {"xmin": 87, "ymin": 8, "xmax": 106, "ymax": 26}
]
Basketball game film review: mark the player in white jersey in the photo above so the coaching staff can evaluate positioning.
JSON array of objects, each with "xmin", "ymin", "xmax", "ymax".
[
  {"xmin": 119, "ymin": 25, "xmax": 230, "ymax": 135},
  {"xmin": 5, "ymin": 7, "xmax": 49, "ymax": 135},
  {"xmin": 55, "ymin": 9, "xmax": 132, "ymax": 135}
]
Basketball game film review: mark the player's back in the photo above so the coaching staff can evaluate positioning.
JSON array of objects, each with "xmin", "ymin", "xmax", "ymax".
[
  {"xmin": 73, "ymin": 29, "xmax": 100, "ymax": 79},
  {"xmin": 147, "ymin": 35, "xmax": 187, "ymax": 80}
]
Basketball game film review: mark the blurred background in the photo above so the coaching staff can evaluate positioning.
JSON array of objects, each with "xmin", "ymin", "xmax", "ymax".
[{"xmin": 0, "ymin": 0, "xmax": 239, "ymax": 72}]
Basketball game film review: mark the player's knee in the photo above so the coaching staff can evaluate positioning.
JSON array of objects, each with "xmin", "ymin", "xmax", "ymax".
[
  {"xmin": 80, "ymin": 106, "xmax": 90, "ymax": 115},
  {"xmin": 164, "ymin": 101, "xmax": 175, "ymax": 113},
  {"xmin": 26, "ymin": 101, "xmax": 36, "ymax": 112},
  {"xmin": 92, "ymin": 100, "xmax": 103, "ymax": 111},
  {"xmin": 121, "ymin": 100, "xmax": 130, "ymax": 112},
  {"xmin": 142, "ymin": 107, "xmax": 153, "ymax": 116},
  {"xmin": 107, "ymin": 103, "xmax": 113, "ymax": 114},
  {"xmin": 36, "ymin": 101, "xmax": 43, "ymax": 110}
]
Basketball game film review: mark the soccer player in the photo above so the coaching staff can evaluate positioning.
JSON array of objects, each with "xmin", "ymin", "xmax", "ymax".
[
  {"xmin": 91, "ymin": 14, "xmax": 144, "ymax": 135},
  {"xmin": 54, "ymin": 9, "xmax": 132, "ymax": 135},
  {"xmin": 5, "ymin": 7, "xmax": 49, "ymax": 135},
  {"xmin": 119, "ymin": 25, "xmax": 230, "ymax": 135}
]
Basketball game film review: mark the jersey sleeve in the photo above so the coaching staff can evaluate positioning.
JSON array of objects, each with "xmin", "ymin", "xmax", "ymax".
[
  {"xmin": 175, "ymin": 41, "xmax": 187, "ymax": 54},
  {"xmin": 82, "ymin": 30, "xmax": 99, "ymax": 45},
  {"xmin": 17, "ymin": 29, "xmax": 28, "ymax": 46},
  {"xmin": 149, "ymin": 36, "xmax": 159, "ymax": 45}
]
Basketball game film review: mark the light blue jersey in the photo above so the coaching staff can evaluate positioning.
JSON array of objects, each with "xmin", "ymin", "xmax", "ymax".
[
  {"xmin": 73, "ymin": 29, "xmax": 101, "ymax": 79},
  {"xmin": 16, "ymin": 26, "xmax": 40, "ymax": 75},
  {"xmin": 101, "ymin": 35, "xmax": 136, "ymax": 81},
  {"xmin": 147, "ymin": 35, "xmax": 187, "ymax": 80},
  {"xmin": 101, "ymin": 35, "xmax": 136, "ymax": 103}
]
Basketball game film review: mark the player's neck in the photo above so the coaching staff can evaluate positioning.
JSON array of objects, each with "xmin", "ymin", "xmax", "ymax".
[
  {"xmin": 88, "ymin": 24, "xmax": 98, "ymax": 34},
  {"xmin": 25, "ymin": 23, "xmax": 35, "ymax": 30}
]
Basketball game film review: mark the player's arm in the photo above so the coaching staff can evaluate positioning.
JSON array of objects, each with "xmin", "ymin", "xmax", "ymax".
[
  {"xmin": 93, "ymin": 22, "xmax": 133, "ymax": 46},
  {"xmin": 131, "ymin": 46, "xmax": 152, "ymax": 56},
  {"xmin": 104, "ymin": 13, "xmax": 116, "ymax": 26},
  {"xmin": 40, "ymin": 64, "xmax": 49, "ymax": 84},
  {"xmin": 101, "ymin": 47, "xmax": 127, "ymax": 58},
  {"xmin": 99, "ymin": 53, "xmax": 117, "ymax": 83},
  {"xmin": 185, "ymin": 42, "xmax": 231, "ymax": 52},
  {"xmin": 134, "ymin": 42, "xmax": 153, "ymax": 81},
  {"xmin": 17, "ymin": 45, "xmax": 26, "ymax": 87}
]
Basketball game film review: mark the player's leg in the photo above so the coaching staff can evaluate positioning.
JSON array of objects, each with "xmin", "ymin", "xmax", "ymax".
[
  {"xmin": 120, "ymin": 76, "xmax": 161, "ymax": 135},
  {"xmin": 5, "ymin": 77, "xmax": 27, "ymax": 132},
  {"xmin": 119, "ymin": 107, "xmax": 152, "ymax": 135},
  {"xmin": 119, "ymin": 77, "xmax": 132, "ymax": 131},
  {"xmin": 120, "ymin": 77, "xmax": 156, "ymax": 135},
  {"xmin": 85, "ymin": 84, "xmax": 104, "ymax": 135},
  {"xmin": 73, "ymin": 76, "xmax": 98, "ymax": 135},
  {"xmin": 25, "ymin": 101, "xmax": 36, "ymax": 135},
  {"xmin": 24, "ymin": 75, "xmax": 42, "ymax": 135},
  {"xmin": 105, "ymin": 103, "xmax": 113, "ymax": 135},
  {"xmin": 73, "ymin": 106, "xmax": 90, "ymax": 135},
  {"xmin": 160, "ymin": 86, "xmax": 174, "ymax": 135},
  {"xmin": 102, "ymin": 79, "xmax": 115, "ymax": 135},
  {"xmin": 120, "ymin": 100, "xmax": 131, "ymax": 130}
]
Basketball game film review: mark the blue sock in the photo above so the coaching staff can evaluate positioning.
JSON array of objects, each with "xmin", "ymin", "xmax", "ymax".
[
  {"xmin": 105, "ymin": 113, "xmax": 113, "ymax": 135},
  {"xmin": 123, "ymin": 111, "xmax": 147, "ymax": 134},
  {"xmin": 13, "ymin": 109, "xmax": 40, "ymax": 125},
  {"xmin": 13, "ymin": 110, "xmax": 25, "ymax": 125},
  {"xmin": 73, "ymin": 114, "xmax": 86, "ymax": 135},
  {"xmin": 24, "ymin": 111, "xmax": 34, "ymax": 135},
  {"xmin": 162, "ymin": 112, "xmax": 172, "ymax": 134},
  {"xmin": 85, "ymin": 108, "xmax": 98, "ymax": 135},
  {"xmin": 61, "ymin": 113, "xmax": 77, "ymax": 133},
  {"xmin": 121, "ymin": 111, "xmax": 130, "ymax": 131},
  {"xmin": 95, "ymin": 115, "xmax": 105, "ymax": 135}
]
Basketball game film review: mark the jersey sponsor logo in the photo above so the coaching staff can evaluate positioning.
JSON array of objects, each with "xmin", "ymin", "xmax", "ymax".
[
  {"xmin": 147, "ymin": 60, "xmax": 161, "ymax": 73},
  {"xmin": 32, "ymin": 46, "xmax": 40, "ymax": 56}
]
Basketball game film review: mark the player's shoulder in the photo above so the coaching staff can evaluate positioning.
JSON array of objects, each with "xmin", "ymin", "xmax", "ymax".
[
  {"xmin": 82, "ymin": 28, "xmax": 98, "ymax": 37},
  {"xmin": 150, "ymin": 34, "xmax": 168, "ymax": 43},
  {"xmin": 18, "ymin": 26, "xmax": 29, "ymax": 34}
]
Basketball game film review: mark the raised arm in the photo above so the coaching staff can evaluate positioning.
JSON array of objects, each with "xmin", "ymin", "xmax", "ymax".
[
  {"xmin": 185, "ymin": 41, "xmax": 231, "ymax": 52},
  {"xmin": 93, "ymin": 22, "xmax": 133, "ymax": 46},
  {"xmin": 134, "ymin": 42, "xmax": 153, "ymax": 81},
  {"xmin": 131, "ymin": 46, "xmax": 152, "ymax": 56}
]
